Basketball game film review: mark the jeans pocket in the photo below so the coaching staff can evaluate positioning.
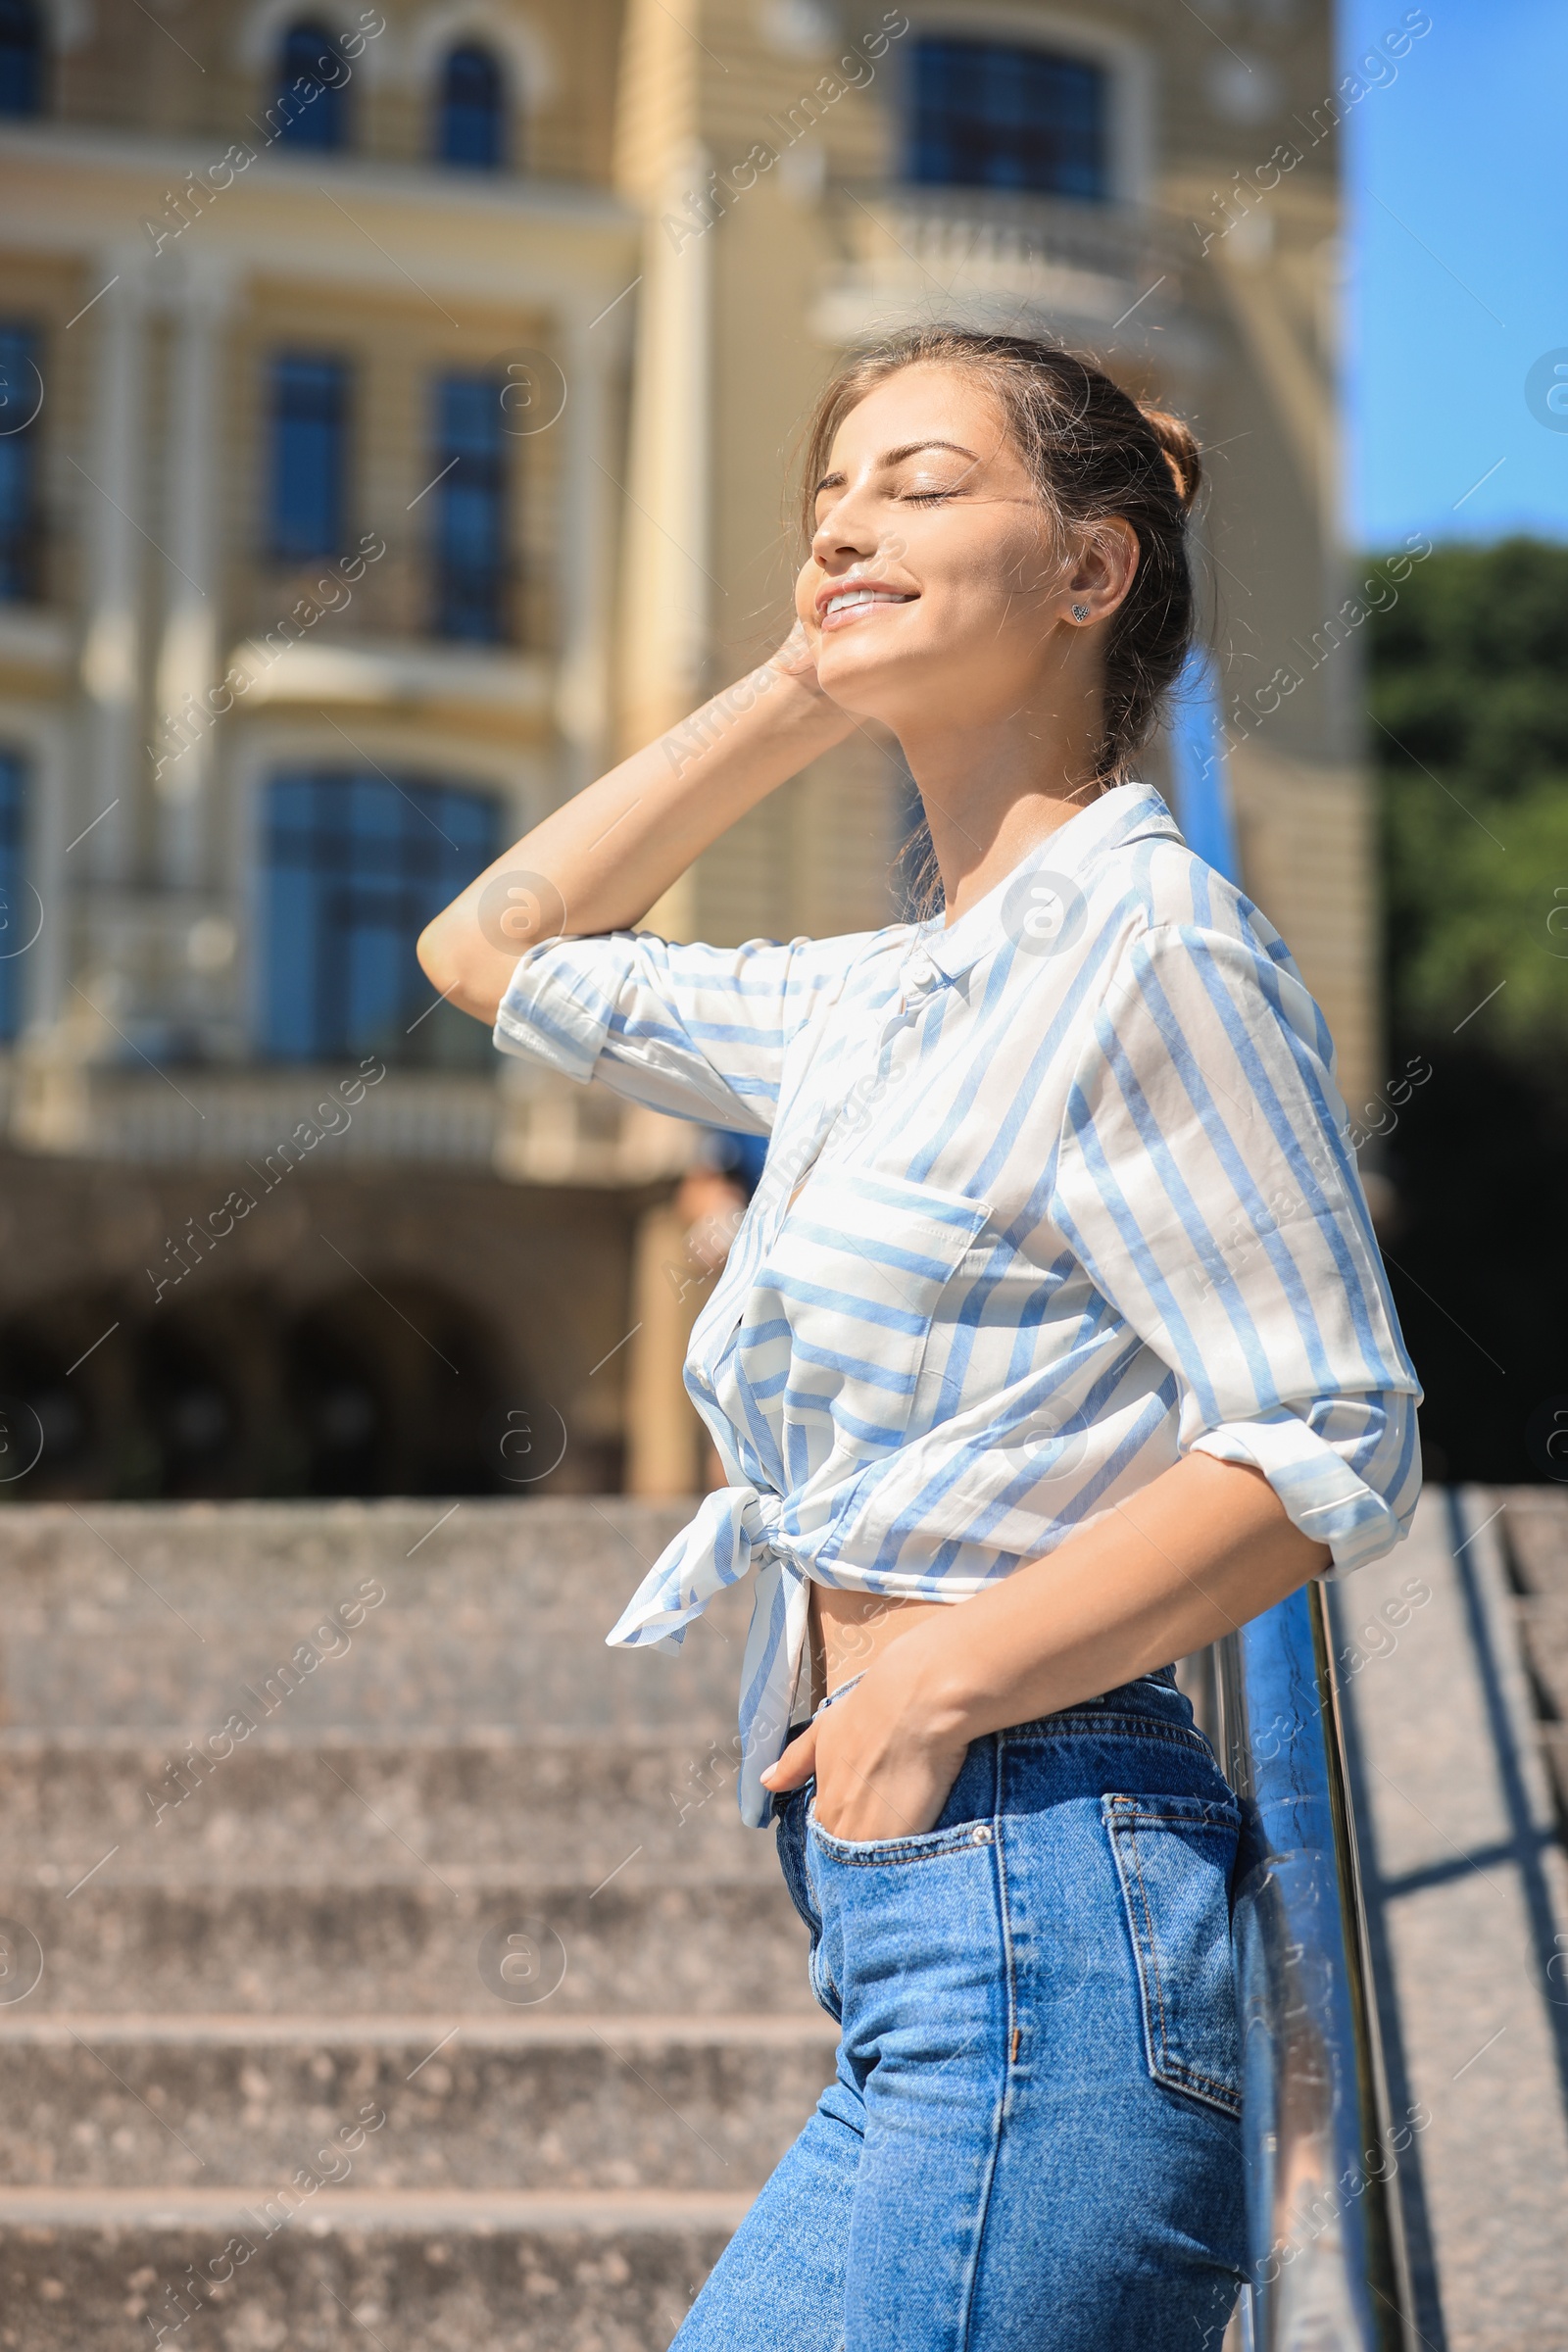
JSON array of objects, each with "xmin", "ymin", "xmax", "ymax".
[
  {"xmin": 772, "ymin": 1788, "xmax": 818, "ymax": 1930},
  {"xmin": 1102, "ymin": 1790, "xmax": 1243, "ymax": 2120},
  {"xmin": 775, "ymin": 1789, "xmax": 842, "ymax": 2019},
  {"xmin": 806, "ymin": 1793, "xmax": 996, "ymax": 1869}
]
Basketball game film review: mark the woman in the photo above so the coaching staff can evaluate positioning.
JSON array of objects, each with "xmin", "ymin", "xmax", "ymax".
[{"xmin": 419, "ymin": 329, "xmax": 1421, "ymax": 2350}]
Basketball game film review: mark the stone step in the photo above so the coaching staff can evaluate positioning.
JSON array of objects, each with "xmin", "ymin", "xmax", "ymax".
[
  {"xmin": 0, "ymin": 1734, "xmax": 772, "ymax": 1886},
  {"xmin": 1543, "ymin": 1726, "xmax": 1568, "ymax": 1826},
  {"xmin": 0, "ymin": 1495, "xmax": 752, "ymax": 1740},
  {"xmin": 1517, "ymin": 1602, "xmax": 1568, "ymax": 1722},
  {"xmin": 0, "ymin": 1498, "xmax": 748, "ymax": 1736},
  {"xmin": 1500, "ymin": 1488, "xmax": 1568, "ymax": 1603},
  {"xmin": 0, "ymin": 1878, "xmax": 818, "ymax": 2017},
  {"xmin": 0, "ymin": 1500, "xmax": 807, "ymax": 2351},
  {"xmin": 0, "ymin": 2189, "xmax": 743, "ymax": 2351},
  {"xmin": 0, "ymin": 2014, "xmax": 837, "ymax": 2194}
]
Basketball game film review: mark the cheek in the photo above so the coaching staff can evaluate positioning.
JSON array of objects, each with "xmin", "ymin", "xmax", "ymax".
[{"xmin": 921, "ymin": 537, "xmax": 1058, "ymax": 651}]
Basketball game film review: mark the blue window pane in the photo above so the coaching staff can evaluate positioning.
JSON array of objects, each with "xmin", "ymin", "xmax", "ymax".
[
  {"xmin": 274, "ymin": 21, "xmax": 349, "ymax": 150},
  {"xmin": 433, "ymin": 373, "xmax": 509, "ymax": 643},
  {"xmin": 0, "ymin": 323, "xmax": 40, "ymax": 602},
  {"xmin": 439, "ymin": 44, "xmax": 506, "ymax": 169},
  {"xmin": 262, "ymin": 772, "xmax": 499, "ymax": 1063},
  {"xmin": 0, "ymin": 750, "xmax": 26, "ymax": 1040},
  {"xmin": 0, "ymin": 0, "xmax": 41, "ymax": 117},
  {"xmin": 269, "ymin": 354, "xmax": 348, "ymax": 562},
  {"xmin": 908, "ymin": 40, "xmax": 1108, "ymax": 200}
]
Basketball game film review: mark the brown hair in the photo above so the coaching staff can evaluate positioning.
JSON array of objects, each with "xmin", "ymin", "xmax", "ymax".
[{"xmin": 798, "ymin": 327, "xmax": 1202, "ymax": 793}]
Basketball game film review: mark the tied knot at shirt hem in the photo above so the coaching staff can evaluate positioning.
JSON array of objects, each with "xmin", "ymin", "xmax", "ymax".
[{"xmin": 605, "ymin": 1484, "xmax": 815, "ymax": 1829}]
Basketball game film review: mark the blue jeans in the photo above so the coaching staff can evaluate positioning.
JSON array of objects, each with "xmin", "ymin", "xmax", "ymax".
[{"xmin": 673, "ymin": 1669, "xmax": 1246, "ymax": 2351}]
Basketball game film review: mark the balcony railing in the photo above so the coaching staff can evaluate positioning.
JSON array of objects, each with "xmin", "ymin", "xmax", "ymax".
[
  {"xmin": 818, "ymin": 182, "xmax": 1195, "ymax": 351},
  {"xmin": 5, "ymin": 1052, "xmax": 696, "ymax": 1189},
  {"xmin": 233, "ymin": 537, "xmax": 556, "ymax": 660},
  {"xmin": 1188, "ymin": 1588, "xmax": 1417, "ymax": 2350}
]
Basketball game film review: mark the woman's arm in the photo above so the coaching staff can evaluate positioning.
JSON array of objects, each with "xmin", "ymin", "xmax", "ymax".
[
  {"xmin": 417, "ymin": 629, "xmax": 855, "ymax": 1025},
  {"xmin": 760, "ymin": 1452, "xmax": 1330, "ymax": 1839}
]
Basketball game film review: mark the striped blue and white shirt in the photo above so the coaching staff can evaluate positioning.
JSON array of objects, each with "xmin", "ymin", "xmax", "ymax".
[{"xmin": 495, "ymin": 782, "xmax": 1422, "ymax": 1825}]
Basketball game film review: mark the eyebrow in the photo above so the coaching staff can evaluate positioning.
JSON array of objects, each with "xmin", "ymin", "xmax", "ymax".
[{"xmin": 813, "ymin": 439, "xmax": 982, "ymax": 495}]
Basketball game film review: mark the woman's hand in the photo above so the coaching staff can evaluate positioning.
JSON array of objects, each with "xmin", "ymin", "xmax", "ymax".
[
  {"xmin": 759, "ymin": 1644, "xmax": 971, "ymax": 1842},
  {"xmin": 774, "ymin": 609, "xmax": 826, "ymax": 694},
  {"xmin": 759, "ymin": 1457, "xmax": 1332, "ymax": 1842},
  {"xmin": 791, "ymin": 561, "xmax": 828, "ymax": 673}
]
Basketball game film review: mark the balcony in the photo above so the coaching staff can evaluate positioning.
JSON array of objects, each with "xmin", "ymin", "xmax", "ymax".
[
  {"xmin": 221, "ymin": 536, "xmax": 556, "ymax": 719},
  {"xmin": 5, "ymin": 1047, "xmax": 696, "ymax": 1190},
  {"xmin": 238, "ymin": 537, "xmax": 555, "ymax": 655},
  {"xmin": 815, "ymin": 184, "xmax": 1207, "ymax": 365}
]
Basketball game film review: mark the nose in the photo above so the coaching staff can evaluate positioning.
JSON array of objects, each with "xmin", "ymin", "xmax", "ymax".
[{"xmin": 810, "ymin": 485, "xmax": 880, "ymax": 573}]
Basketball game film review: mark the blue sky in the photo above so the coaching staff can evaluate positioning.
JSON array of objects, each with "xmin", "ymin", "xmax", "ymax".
[{"xmin": 1343, "ymin": 0, "xmax": 1568, "ymax": 551}]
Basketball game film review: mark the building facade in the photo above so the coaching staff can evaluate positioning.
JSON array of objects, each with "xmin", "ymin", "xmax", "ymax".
[{"xmin": 0, "ymin": 0, "xmax": 1385, "ymax": 1500}]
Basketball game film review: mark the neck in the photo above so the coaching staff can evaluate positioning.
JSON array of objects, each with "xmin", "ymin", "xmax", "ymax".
[{"xmin": 898, "ymin": 694, "xmax": 1108, "ymax": 925}]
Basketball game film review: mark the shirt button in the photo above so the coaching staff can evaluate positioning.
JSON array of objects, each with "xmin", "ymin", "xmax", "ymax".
[
  {"xmin": 906, "ymin": 950, "xmax": 938, "ymax": 990},
  {"xmin": 970, "ymin": 1824, "xmax": 992, "ymax": 1845}
]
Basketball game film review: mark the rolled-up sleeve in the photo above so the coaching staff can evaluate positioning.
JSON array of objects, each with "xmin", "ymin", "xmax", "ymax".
[
  {"xmin": 493, "ymin": 928, "xmax": 872, "ymax": 1133},
  {"xmin": 1049, "ymin": 920, "xmax": 1422, "ymax": 1573}
]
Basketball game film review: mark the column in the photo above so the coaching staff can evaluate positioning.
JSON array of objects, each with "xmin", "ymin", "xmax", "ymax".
[
  {"xmin": 618, "ymin": 140, "xmax": 713, "ymax": 753},
  {"xmin": 555, "ymin": 306, "xmax": 620, "ymax": 799},
  {"xmin": 155, "ymin": 255, "xmax": 233, "ymax": 892},
  {"xmin": 78, "ymin": 252, "xmax": 149, "ymax": 888}
]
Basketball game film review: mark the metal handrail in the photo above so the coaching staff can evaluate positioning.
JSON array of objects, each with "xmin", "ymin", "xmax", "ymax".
[{"xmin": 1206, "ymin": 1584, "xmax": 1418, "ymax": 2351}]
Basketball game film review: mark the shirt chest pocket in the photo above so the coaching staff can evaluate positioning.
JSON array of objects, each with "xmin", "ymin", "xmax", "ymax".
[{"xmin": 737, "ymin": 1171, "xmax": 991, "ymax": 1457}]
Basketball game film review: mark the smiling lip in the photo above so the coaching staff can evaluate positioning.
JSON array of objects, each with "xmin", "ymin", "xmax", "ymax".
[{"xmin": 816, "ymin": 579, "xmax": 917, "ymax": 630}]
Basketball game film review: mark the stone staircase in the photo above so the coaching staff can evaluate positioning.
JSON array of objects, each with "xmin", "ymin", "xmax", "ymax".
[
  {"xmin": 0, "ymin": 1500, "xmax": 836, "ymax": 2350},
  {"xmin": 1497, "ymin": 1485, "xmax": 1568, "ymax": 1830}
]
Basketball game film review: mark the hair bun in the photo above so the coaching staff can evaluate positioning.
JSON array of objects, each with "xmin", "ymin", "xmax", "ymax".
[{"xmin": 1140, "ymin": 405, "xmax": 1202, "ymax": 516}]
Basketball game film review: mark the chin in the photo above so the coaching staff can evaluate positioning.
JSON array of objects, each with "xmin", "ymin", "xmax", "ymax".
[
  {"xmin": 817, "ymin": 642, "xmax": 939, "ymax": 730},
  {"xmin": 817, "ymin": 630, "xmax": 909, "ymax": 697}
]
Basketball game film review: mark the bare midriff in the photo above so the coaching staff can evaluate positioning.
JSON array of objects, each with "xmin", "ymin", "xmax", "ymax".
[
  {"xmin": 785, "ymin": 1167, "xmax": 956, "ymax": 1710},
  {"xmin": 806, "ymin": 1584, "xmax": 956, "ymax": 1711}
]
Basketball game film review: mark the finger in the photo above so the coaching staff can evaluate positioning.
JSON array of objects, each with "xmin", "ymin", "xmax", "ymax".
[
  {"xmin": 772, "ymin": 617, "xmax": 817, "ymax": 677},
  {"xmin": 759, "ymin": 1721, "xmax": 816, "ymax": 1789}
]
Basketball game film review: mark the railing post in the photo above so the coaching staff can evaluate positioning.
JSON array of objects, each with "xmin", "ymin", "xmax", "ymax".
[{"xmin": 1213, "ymin": 1584, "xmax": 1418, "ymax": 2351}]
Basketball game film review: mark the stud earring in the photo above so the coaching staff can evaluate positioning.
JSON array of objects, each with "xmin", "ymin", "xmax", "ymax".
[{"xmin": 1070, "ymin": 603, "xmax": 1091, "ymax": 620}]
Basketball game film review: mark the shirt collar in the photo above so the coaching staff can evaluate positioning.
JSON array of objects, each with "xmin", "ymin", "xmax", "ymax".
[{"xmin": 913, "ymin": 781, "xmax": 1183, "ymax": 983}]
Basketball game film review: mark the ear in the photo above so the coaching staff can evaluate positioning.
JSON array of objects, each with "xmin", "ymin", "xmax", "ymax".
[{"xmin": 1063, "ymin": 518, "xmax": 1140, "ymax": 626}]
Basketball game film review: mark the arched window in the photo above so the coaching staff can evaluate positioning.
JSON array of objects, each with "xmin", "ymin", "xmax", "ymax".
[
  {"xmin": 907, "ymin": 39, "xmax": 1108, "ymax": 199},
  {"xmin": 261, "ymin": 772, "xmax": 499, "ymax": 1064},
  {"xmin": 0, "ymin": 0, "xmax": 41, "ymax": 118},
  {"xmin": 438, "ymin": 43, "xmax": 507, "ymax": 169},
  {"xmin": 274, "ymin": 20, "xmax": 351, "ymax": 151}
]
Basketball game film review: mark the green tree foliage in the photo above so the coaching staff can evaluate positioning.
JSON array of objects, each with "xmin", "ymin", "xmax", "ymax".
[
  {"xmin": 1369, "ymin": 537, "xmax": 1568, "ymax": 1058},
  {"xmin": 1366, "ymin": 538, "xmax": 1567, "ymax": 1485}
]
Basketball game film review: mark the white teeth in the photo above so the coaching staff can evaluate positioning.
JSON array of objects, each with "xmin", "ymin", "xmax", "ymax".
[{"xmin": 823, "ymin": 588, "xmax": 911, "ymax": 618}]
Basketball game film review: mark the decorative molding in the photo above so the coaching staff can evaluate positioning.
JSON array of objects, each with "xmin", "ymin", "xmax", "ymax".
[
  {"xmin": 234, "ymin": 0, "xmax": 393, "ymax": 87},
  {"xmin": 399, "ymin": 0, "xmax": 558, "ymax": 107}
]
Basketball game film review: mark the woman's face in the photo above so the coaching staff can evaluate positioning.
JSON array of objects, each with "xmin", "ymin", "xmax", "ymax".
[{"xmin": 795, "ymin": 364, "xmax": 1123, "ymax": 734}]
